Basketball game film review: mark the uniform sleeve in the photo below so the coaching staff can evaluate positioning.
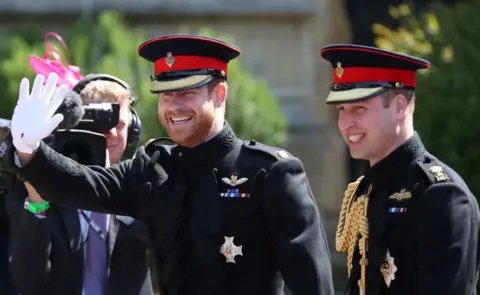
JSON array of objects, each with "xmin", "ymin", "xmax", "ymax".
[
  {"xmin": 262, "ymin": 157, "xmax": 335, "ymax": 295},
  {"xmin": 9, "ymin": 141, "xmax": 164, "ymax": 218},
  {"xmin": 416, "ymin": 182, "xmax": 478, "ymax": 295}
]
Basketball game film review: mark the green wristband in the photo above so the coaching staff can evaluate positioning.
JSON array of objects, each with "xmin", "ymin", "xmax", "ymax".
[{"xmin": 24, "ymin": 198, "xmax": 50, "ymax": 214}]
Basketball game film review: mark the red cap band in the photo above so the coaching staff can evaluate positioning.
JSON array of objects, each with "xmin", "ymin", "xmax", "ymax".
[
  {"xmin": 154, "ymin": 55, "xmax": 228, "ymax": 75},
  {"xmin": 333, "ymin": 67, "xmax": 416, "ymax": 87}
]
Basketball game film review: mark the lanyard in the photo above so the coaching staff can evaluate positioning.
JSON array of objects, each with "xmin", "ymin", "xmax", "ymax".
[{"xmin": 80, "ymin": 210, "xmax": 107, "ymax": 240}]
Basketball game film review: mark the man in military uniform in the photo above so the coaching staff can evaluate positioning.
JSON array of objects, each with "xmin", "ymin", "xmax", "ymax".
[
  {"xmin": 320, "ymin": 44, "xmax": 480, "ymax": 295},
  {"xmin": 8, "ymin": 35, "xmax": 335, "ymax": 295}
]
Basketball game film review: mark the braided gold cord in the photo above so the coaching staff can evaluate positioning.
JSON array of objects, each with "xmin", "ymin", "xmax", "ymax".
[
  {"xmin": 346, "ymin": 196, "xmax": 367, "ymax": 276},
  {"xmin": 335, "ymin": 176, "xmax": 373, "ymax": 278},
  {"xmin": 335, "ymin": 176, "xmax": 364, "ymax": 253},
  {"xmin": 358, "ymin": 215, "xmax": 369, "ymax": 256}
]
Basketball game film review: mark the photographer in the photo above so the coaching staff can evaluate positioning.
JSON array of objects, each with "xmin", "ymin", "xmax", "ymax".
[{"xmin": 6, "ymin": 75, "xmax": 154, "ymax": 295}]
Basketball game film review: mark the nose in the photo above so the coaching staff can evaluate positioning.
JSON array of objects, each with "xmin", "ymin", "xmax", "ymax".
[
  {"xmin": 337, "ymin": 112, "xmax": 355, "ymax": 132},
  {"xmin": 167, "ymin": 99, "xmax": 186, "ymax": 114},
  {"xmin": 105, "ymin": 126, "xmax": 117, "ymax": 138}
]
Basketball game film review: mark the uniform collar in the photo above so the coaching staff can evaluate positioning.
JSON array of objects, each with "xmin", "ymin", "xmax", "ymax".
[
  {"xmin": 364, "ymin": 132, "xmax": 425, "ymax": 184},
  {"xmin": 176, "ymin": 121, "xmax": 238, "ymax": 167}
]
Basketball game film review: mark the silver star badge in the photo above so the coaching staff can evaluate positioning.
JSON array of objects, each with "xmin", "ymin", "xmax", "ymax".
[
  {"xmin": 380, "ymin": 249, "xmax": 398, "ymax": 287},
  {"xmin": 220, "ymin": 236, "xmax": 243, "ymax": 263}
]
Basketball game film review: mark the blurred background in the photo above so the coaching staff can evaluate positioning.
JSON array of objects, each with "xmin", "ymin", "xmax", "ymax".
[{"xmin": 0, "ymin": 0, "xmax": 479, "ymax": 293}]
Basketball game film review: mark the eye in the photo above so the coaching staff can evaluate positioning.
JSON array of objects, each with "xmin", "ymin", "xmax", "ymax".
[
  {"xmin": 355, "ymin": 106, "xmax": 366, "ymax": 112},
  {"xmin": 159, "ymin": 93, "xmax": 171, "ymax": 101}
]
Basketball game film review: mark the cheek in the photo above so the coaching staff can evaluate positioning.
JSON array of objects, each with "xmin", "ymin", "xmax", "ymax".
[
  {"xmin": 365, "ymin": 112, "xmax": 391, "ymax": 136},
  {"xmin": 121, "ymin": 126, "xmax": 129, "ymax": 142},
  {"xmin": 109, "ymin": 126, "xmax": 128, "ymax": 144},
  {"xmin": 201, "ymin": 102, "xmax": 215, "ymax": 117},
  {"xmin": 158, "ymin": 101, "xmax": 164, "ymax": 116}
]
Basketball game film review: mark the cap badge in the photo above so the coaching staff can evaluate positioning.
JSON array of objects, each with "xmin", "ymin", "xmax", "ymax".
[
  {"xmin": 335, "ymin": 62, "xmax": 344, "ymax": 78},
  {"xmin": 165, "ymin": 52, "xmax": 175, "ymax": 68}
]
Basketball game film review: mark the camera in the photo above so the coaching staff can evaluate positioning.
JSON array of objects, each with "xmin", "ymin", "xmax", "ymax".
[{"xmin": 48, "ymin": 103, "xmax": 120, "ymax": 166}]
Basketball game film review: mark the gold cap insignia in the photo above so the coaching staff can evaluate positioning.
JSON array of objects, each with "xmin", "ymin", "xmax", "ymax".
[
  {"xmin": 389, "ymin": 189, "xmax": 412, "ymax": 201},
  {"xmin": 165, "ymin": 52, "xmax": 175, "ymax": 68},
  {"xmin": 381, "ymin": 249, "xmax": 398, "ymax": 287},
  {"xmin": 220, "ymin": 236, "xmax": 243, "ymax": 263},
  {"xmin": 335, "ymin": 62, "xmax": 344, "ymax": 78},
  {"xmin": 428, "ymin": 166, "xmax": 450, "ymax": 182}
]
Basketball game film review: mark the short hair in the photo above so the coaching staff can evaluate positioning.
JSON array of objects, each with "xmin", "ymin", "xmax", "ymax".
[
  {"xmin": 79, "ymin": 80, "xmax": 132, "ymax": 105},
  {"xmin": 382, "ymin": 89, "xmax": 415, "ymax": 108},
  {"xmin": 207, "ymin": 77, "xmax": 227, "ymax": 94}
]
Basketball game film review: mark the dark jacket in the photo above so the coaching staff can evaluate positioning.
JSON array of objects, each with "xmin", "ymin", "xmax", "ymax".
[
  {"xmin": 0, "ymin": 191, "xmax": 15, "ymax": 295},
  {"xmin": 6, "ymin": 183, "xmax": 154, "ymax": 295},
  {"xmin": 338, "ymin": 132, "xmax": 480, "ymax": 295},
  {"xmin": 10, "ymin": 122, "xmax": 335, "ymax": 295}
]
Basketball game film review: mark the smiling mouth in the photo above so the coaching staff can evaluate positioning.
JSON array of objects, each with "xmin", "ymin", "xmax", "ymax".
[
  {"xmin": 169, "ymin": 116, "xmax": 193, "ymax": 124},
  {"xmin": 347, "ymin": 133, "xmax": 365, "ymax": 143}
]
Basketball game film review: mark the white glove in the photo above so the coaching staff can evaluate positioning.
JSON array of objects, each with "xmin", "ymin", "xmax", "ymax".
[{"xmin": 11, "ymin": 73, "xmax": 68, "ymax": 154}]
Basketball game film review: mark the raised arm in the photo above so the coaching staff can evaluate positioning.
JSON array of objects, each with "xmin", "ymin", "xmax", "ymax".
[
  {"xmin": 9, "ymin": 143, "xmax": 164, "ymax": 218},
  {"xmin": 8, "ymin": 73, "xmax": 166, "ymax": 217}
]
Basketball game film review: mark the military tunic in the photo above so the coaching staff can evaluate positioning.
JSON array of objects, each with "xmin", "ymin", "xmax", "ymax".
[
  {"xmin": 337, "ymin": 132, "xmax": 480, "ymax": 295},
  {"xmin": 10, "ymin": 122, "xmax": 335, "ymax": 295}
]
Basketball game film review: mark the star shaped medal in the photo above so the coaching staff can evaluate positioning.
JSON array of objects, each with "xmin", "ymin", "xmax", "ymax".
[
  {"xmin": 220, "ymin": 236, "xmax": 243, "ymax": 263},
  {"xmin": 380, "ymin": 249, "xmax": 398, "ymax": 287}
]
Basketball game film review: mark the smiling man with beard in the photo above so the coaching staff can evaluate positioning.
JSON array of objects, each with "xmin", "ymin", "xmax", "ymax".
[{"xmin": 7, "ymin": 35, "xmax": 335, "ymax": 295}]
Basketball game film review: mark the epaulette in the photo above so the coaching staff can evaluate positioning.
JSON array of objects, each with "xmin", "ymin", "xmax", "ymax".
[
  {"xmin": 243, "ymin": 139, "xmax": 292, "ymax": 161},
  {"xmin": 416, "ymin": 155, "xmax": 451, "ymax": 184},
  {"xmin": 144, "ymin": 137, "xmax": 177, "ymax": 156}
]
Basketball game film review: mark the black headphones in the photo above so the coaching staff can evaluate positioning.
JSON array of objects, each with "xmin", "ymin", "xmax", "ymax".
[{"xmin": 73, "ymin": 74, "xmax": 142, "ymax": 144}]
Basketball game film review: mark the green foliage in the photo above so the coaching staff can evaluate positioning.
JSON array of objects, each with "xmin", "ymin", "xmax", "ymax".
[
  {"xmin": 0, "ymin": 11, "xmax": 286, "ymax": 149},
  {"xmin": 372, "ymin": 2, "xmax": 480, "ymax": 196},
  {"xmin": 195, "ymin": 28, "xmax": 287, "ymax": 146}
]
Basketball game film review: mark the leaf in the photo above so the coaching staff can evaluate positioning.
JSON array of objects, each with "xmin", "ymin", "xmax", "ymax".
[
  {"xmin": 0, "ymin": 11, "xmax": 287, "ymax": 148},
  {"xmin": 372, "ymin": 2, "xmax": 480, "ymax": 216}
]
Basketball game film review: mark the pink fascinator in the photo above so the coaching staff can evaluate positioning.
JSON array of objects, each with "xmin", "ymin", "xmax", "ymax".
[{"xmin": 28, "ymin": 32, "xmax": 84, "ymax": 90}]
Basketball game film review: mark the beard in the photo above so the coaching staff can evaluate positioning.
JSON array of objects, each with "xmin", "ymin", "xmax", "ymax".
[{"xmin": 161, "ymin": 106, "xmax": 215, "ymax": 148}]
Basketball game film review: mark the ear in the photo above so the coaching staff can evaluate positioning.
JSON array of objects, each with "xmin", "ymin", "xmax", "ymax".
[
  {"xmin": 213, "ymin": 82, "xmax": 227, "ymax": 108},
  {"xmin": 394, "ymin": 94, "xmax": 409, "ymax": 119}
]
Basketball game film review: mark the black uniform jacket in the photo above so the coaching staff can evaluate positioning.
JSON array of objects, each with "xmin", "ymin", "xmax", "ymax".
[
  {"xmin": 9, "ymin": 122, "xmax": 335, "ymax": 295},
  {"xmin": 0, "ymin": 192, "xmax": 16, "ymax": 295},
  {"xmin": 339, "ymin": 132, "xmax": 480, "ymax": 295},
  {"xmin": 5, "ymin": 183, "xmax": 154, "ymax": 295}
]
